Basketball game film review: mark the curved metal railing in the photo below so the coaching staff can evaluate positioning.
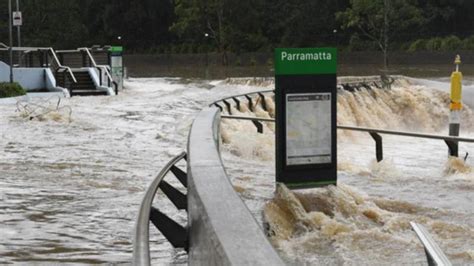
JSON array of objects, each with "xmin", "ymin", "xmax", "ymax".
[
  {"xmin": 133, "ymin": 106, "xmax": 285, "ymax": 265},
  {"xmin": 410, "ymin": 222, "xmax": 452, "ymax": 266},
  {"xmin": 133, "ymin": 152, "xmax": 187, "ymax": 266},
  {"xmin": 216, "ymin": 87, "xmax": 474, "ymax": 160},
  {"xmin": 186, "ymin": 107, "xmax": 284, "ymax": 265},
  {"xmin": 210, "ymin": 89, "xmax": 274, "ymax": 108}
]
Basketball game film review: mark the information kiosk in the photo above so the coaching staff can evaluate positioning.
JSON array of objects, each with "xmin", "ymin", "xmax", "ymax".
[
  {"xmin": 275, "ymin": 48, "xmax": 337, "ymax": 189},
  {"xmin": 110, "ymin": 46, "xmax": 124, "ymax": 91}
]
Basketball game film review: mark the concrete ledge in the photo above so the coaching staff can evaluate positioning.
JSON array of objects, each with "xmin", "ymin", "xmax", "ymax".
[
  {"xmin": 0, "ymin": 95, "xmax": 29, "ymax": 105},
  {"xmin": 187, "ymin": 107, "xmax": 284, "ymax": 265}
]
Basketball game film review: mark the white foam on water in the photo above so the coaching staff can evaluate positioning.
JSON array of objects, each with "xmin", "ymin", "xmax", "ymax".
[
  {"xmin": 219, "ymin": 77, "xmax": 474, "ymax": 265},
  {"xmin": 0, "ymin": 78, "xmax": 271, "ymax": 264}
]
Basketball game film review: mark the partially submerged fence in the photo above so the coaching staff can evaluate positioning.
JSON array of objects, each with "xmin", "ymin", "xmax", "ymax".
[
  {"xmin": 133, "ymin": 83, "xmax": 463, "ymax": 265},
  {"xmin": 133, "ymin": 107, "xmax": 284, "ymax": 265},
  {"xmin": 214, "ymin": 87, "xmax": 474, "ymax": 161}
]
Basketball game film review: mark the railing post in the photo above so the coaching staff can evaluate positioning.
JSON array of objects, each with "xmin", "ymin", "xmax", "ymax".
[
  {"xmin": 252, "ymin": 120, "xmax": 264, "ymax": 134},
  {"xmin": 445, "ymin": 140, "xmax": 458, "ymax": 157},
  {"xmin": 223, "ymin": 100, "xmax": 232, "ymax": 115},
  {"xmin": 258, "ymin": 93, "xmax": 267, "ymax": 111},
  {"xmin": 82, "ymin": 50, "xmax": 87, "ymax": 67},
  {"xmin": 45, "ymin": 51, "xmax": 49, "ymax": 67},
  {"xmin": 149, "ymin": 207, "xmax": 188, "ymax": 250},
  {"xmin": 245, "ymin": 95, "xmax": 254, "ymax": 112},
  {"xmin": 369, "ymin": 132, "xmax": 383, "ymax": 162},
  {"xmin": 98, "ymin": 68, "xmax": 102, "ymax": 86},
  {"xmin": 232, "ymin": 97, "xmax": 241, "ymax": 111}
]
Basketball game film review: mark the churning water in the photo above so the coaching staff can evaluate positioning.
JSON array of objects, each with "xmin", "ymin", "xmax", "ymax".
[
  {"xmin": 219, "ymin": 77, "xmax": 474, "ymax": 265},
  {"xmin": 0, "ymin": 78, "xmax": 265, "ymax": 264},
  {"xmin": 1, "ymin": 77, "xmax": 473, "ymax": 265}
]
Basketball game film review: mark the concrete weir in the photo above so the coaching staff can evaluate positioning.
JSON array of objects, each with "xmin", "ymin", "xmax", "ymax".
[{"xmin": 187, "ymin": 107, "xmax": 284, "ymax": 265}]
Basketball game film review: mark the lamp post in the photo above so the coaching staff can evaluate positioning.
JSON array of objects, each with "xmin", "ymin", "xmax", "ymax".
[
  {"xmin": 8, "ymin": 0, "xmax": 14, "ymax": 83},
  {"xmin": 204, "ymin": 33, "xmax": 209, "ymax": 79},
  {"xmin": 16, "ymin": 0, "xmax": 20, "ymax": 47}
]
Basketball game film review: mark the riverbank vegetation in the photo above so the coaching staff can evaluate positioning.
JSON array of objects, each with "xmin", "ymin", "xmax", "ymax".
[{"xmin": 0, "ymin": 0, "xmax": 473, "ymax": 55}]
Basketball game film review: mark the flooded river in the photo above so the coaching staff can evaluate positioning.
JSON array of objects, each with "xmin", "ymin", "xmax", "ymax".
[
  {"xmin": 0, "ymin": 78, "xmax": 263, "ymax": 264},
  {"xmin": 219, "ymin": 77, "xmax": 474, "ymax": 265},
  {"xmin": 1, "ymin": 77, "xmax": 473, "ymax": 265}
]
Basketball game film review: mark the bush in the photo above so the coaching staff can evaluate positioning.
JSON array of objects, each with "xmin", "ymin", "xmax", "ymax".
[
  {"xmin": 462, "ymin": 36, "xmax": 474, "ymax": 50},
  {"xmin": 235, "ymin": 57, "xmax": 242, "ymax": 66},
  {"xmin": 266, "ymin": 57, "xmax": 273, "ymax": 67},
  {"xmin": 408, "ymin": 39, "xmax": 427, "ymax": 52},
  {"xmin": 348, "ymin": 34, "xmax": 378, "ymax": 51},
  {"xmin": 348, "ymin": 34, "xmax": 365, "ymax": 51},
  {"xmin": 426, "ymin": 37, "xmax": 443, "ymax": 51},
  {"xmin": 0, "ymin": 82, "xmax": 26, "ymax": 98},
  {"xmin": 441, "ymin": 35, "xmax": 462, "ymax": 51},
  {"xmin": 250, "ymin": 56, "xmax": 257, "ymax": 66}
]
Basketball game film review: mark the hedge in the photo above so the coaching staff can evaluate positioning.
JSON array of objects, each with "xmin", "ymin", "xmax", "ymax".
[{"xmin": 0, "ymin": 82, "xmax": 27, "ymax": 98}]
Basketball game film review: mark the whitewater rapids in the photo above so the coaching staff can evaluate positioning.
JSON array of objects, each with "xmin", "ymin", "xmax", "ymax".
[{"xmin": 219, "ymin": 77, "xmax": 474, "ymax": 265}]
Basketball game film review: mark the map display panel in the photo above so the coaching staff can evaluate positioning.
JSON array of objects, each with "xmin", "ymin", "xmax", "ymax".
[{"xmin": 286, "ymin": 92, "xmax": 332, "ymax": 165}]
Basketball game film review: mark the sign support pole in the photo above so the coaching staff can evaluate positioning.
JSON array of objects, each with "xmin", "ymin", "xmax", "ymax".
[{"xmin": 8, "ymin": 0, "xmax": 14, "ymax": 83}]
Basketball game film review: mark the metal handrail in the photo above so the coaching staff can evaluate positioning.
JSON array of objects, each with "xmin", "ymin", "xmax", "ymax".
[
  {"xmin": 209, "ymin": 89, "xmax": 274, "ymax": 107},
  {"xmin": 0, "ymin": 46, "xmax": 77, "ymax": 84},
  {"xmin": 210, "ymin": 76, "xmax": 392, "ymax": 109},
  {"xmin": 337, "ymin": 125, "xmax": 474, "ymax": 143},
  {"xmin": 221, "ymin": 114, "xmax": 275, "ymax": 122},
  {"xmin": 187, "ymin": 107, "xmax": 285, "ymax": 265},
  {"xmin": 47, "ymin": 48, "xmax": 77, "ymax": 83},
  {"xmin": 215, "ymin": 88, "xmax": 474, "ymax": 160},
  {"xmin": 220, "ymin": 111, "xmax": 474, "ymax": 143},
  {"xmin": 133, "ymin": 152, "xmax": 187, "ymax": 266},
  {"xmin": 410, "ymin": 222, "xmax": 452, "ymax": 266}
]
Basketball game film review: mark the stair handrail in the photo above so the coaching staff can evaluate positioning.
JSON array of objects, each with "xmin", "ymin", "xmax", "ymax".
[
  {"xmin": 78, "ymin": 47, "xmax": 117, "ymax": 92},
  {"xmin": 0, "ymin": 46, "xmax": 77, "ymax": 82},
  {"xmin": 133, "ymin": 152, "xmax": 187, "ymax": 266},
  {"xmin": 47, "ymin": 48, "xmax": 77, "ymax": 83}
]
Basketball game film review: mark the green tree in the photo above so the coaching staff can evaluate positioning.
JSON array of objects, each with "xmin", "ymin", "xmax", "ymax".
[
  {"xmin": 21, "ymin": 0, "xmax": 87, "ymax": 49},
  {"xmin": 171, "ymin": 0, "xmax": 268, "ymax": 64},
  {"xmin": 171, "ymin": 0, "xmax": 227, "ymax": 63},
  {"xmin": 338, "ymin": 0, "xmax": 425, "ymax": 70}
]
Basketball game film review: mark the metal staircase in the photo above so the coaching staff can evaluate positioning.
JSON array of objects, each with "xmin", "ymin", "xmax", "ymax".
[
  {"xmin": 56, "ymin": 47, "xmax": 117, "ymax": 96},
  {"xmin": 69, "ymin": 70, "xmax": 107, "ymax": 96}
]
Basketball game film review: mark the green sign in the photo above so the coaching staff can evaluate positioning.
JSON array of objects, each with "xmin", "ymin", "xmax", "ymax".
[
  {"xmin": 110, "ymin": 46, "xmax": 123, "ymax": 53},
  {"xmin": 275, "ymin": 47, "xmax": 337, "ymax": 75}
]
